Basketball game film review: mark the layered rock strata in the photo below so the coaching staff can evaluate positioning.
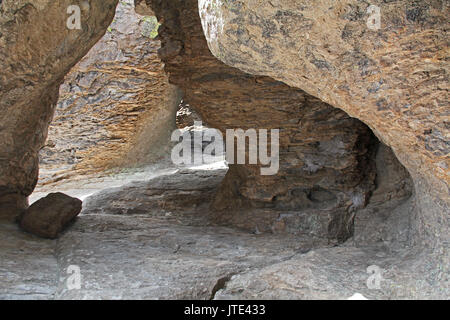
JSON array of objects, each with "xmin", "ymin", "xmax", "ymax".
[
  {"xmin": 196, "ymin": 0, "xmax": 449, "ymax": 247},
  {"xmin": 38, "ymin": 0, "xmax": 180, "ymax": 187},
  {"xmin": 137, "ymin": 0, "xmax": 384, "ymax": 242},
  {"xmin": 0, "ymin": 0, "xmax": 119, "ymax": 219}
]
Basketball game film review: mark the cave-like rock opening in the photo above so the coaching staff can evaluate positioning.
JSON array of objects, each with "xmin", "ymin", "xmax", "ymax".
[{"xmin": 0, "ymin": 0, "xmax": 447, "ymax": 300}]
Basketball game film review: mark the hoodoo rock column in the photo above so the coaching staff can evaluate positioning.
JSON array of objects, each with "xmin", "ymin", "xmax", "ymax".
[{"xmin": 0, "ymin": 0, "xmax": 119, "ymax": 219}]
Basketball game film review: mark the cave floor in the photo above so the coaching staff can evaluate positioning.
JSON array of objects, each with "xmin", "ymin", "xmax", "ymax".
[{"xmin": 0, "ymin": 165, "xmax": 446, "ymax": 299}]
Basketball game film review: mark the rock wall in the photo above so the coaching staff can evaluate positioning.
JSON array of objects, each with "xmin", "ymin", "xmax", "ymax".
[
  {"xmin": 140, "ymin": 0, "xmax": 389, "ymax": 243},
  {"xmin": 0, "ymin": 0, "xmax": 439, "ymax": 246},
  {"xmin": 0, "ymin": 0, "xmax": 446, "ymax": 299},
  {"xmin": 38, "ymin": 0, "xmax": 180, "ymax": 187},
  {"xmin": 197, "ymin": 0, "xmax": 449, "ymax": 247},
  {"xmin": 0, "ymin": 0, "xmax": 119, "ymax": 219}
]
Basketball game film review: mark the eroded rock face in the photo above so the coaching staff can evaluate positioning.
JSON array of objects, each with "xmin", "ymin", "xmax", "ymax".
[
  {"xmin": 0, "ymin": 0, "xmax": 119, "ymax": 219},
  {"xmin": 38, "ymin": 0, "xmax": 180, "ymax": 187},
  {"xmin": 197, "ymin": 0, "xmax": 449, "ymax": 246},
  {"xmin": 0, "ymin": 166, "xmax": 443, "ymax": 299},
  {"xmin": 20, "ymin": 192, "xmax": 82, "ymax": 239},
  {"xmin": 354, "ymin": 144, "xmax": 414, "ymax": 247},
  {"xmin": 0, "ymin": 0, "xmax": 445, "ymax": 300},
  {"xmin": 214, "ymin": 245, "xmax": 446, "ymax": 300},
  {"xmin": 0, "ymin": 168, "xmax": 327, "ymax": 299},
  {"xmin": 137, "ymin": 0, "xmax": 381, "ymax": 242},
  {"xmin": 82, "ymin": 169, "xmax": 227, "ymax": 221}
]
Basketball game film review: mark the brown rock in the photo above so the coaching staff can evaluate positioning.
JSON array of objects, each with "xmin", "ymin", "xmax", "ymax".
[
  {"xmin": 0, "ymin": 193, "xmax": 28, "ymax": 222},
  {"xmin": 196, "ymin": 0, "xmax": 449, "ymax": 246},
  {"xmin": 20, "ymin": 192, "xmax": 82, "ymax": 239},
  {"xmin": 139, "ymin": 0, "xmax": 380, "ymax": 242},
  {"xmin": 0, "ymin": 0, "xmax": 119, "ymax": 218},
  {"xmin": 0, "ymin": 0, "xmax": 445, "ymax": 299},
  {"xmin": 38, "ymin": 0, "xmax": 180, "ymax": 187}
]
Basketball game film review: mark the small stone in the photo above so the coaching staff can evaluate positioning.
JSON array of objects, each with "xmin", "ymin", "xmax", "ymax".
[{"xmin": 19, "ymin": 193, "xmax": 82, "ymax": 239}]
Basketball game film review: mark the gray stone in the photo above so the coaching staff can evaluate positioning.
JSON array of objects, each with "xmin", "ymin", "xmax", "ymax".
[{"xmin": 0, "ymin": 166, "xmax": 447, "ymax": 299}]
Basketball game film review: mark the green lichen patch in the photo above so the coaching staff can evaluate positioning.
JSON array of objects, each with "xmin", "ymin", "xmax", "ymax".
[{"xmin": 141, "ymin": 16, "xmax": 160, "ymax": 39}]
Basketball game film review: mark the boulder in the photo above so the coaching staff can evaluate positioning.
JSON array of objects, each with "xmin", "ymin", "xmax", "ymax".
[{"xmin": 20, "ymin": 193, "xmax": 82, "ymax": 239}]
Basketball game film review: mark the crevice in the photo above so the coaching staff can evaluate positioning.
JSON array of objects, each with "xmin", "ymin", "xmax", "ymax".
[{"xmin": 209, "ymin": 274, "xmax": 234, "ymax": 300}]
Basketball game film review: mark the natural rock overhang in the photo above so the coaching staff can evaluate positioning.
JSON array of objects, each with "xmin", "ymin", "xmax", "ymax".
[
  {"xmin": 194, "ymin": 0, "xmax": 449, "ymax": 246},
  {"xmin": 0, "ymin": 0, "xmax": 445, "ymax": 300},
  {"xmin": 197, "ymin": 0, "xmax": 449, "ymax": 201},
  {"xmin": 134, "ymin": 0, "xmax": 400, "ymax": 243}
]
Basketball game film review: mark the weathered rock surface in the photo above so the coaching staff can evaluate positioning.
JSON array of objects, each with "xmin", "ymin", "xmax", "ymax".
[
  {"xmin": 1, "ymin": 167, "xmax": 447, "ymax": 299},
  {"xmin": 197, "ymin": 0, "xmax": 449, "ymax": 247},
  {"xmin": 136, "ymin": 0, "xmax": 447, "ymax": 297},
  {"xmin": 0, "ymin": 222, "xmax": 58, "ymax": 299},
  {"xmin": 20, "ymin": 192, "xmax": 82, "ymax": 239},
  {"xmin": 82, "ymin": 168, "xmax": 227, "ymax": 222},
  {"xmin": 0, "ymin": 0, "xmax": 119, "ymax": 219},
  {"xmin": 141, "ymin": 0, "xmax": 384, "ymax": 243},
  {"xmin": 214, "ymin": 244, "xmax": 448, "ymax": 300},
  {"xmin": 353, "ymin": 144, "xmax": 414, "ymax": 248},
  {"xmin": 54, "ymin": 214, "xmax": 303, "ymax": 300},
  {"xmin": 0, "ymin": 168, "xmax": 328, "ymax": 300},
  {"xmin": 38, "ymin": 0, "xmax": 180, "ymax": 187}
]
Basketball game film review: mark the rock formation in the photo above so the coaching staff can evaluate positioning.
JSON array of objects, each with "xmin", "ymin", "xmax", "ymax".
[
  {"xmin": 0, "ymin": 169, "xmax": 326, "ymax": 299},
  {"xmin": 0, "ymin": 0, "xmax": 447, "ymax": 300},
  {"xmin": 0, "ymin": 0, "xmax": 119, "ymax": 220},
  {"xmin": 133, "ymin": 0, "xmax": 447, "ymax": 298},
  {"xmin": 38, "ymin": 0, "xmax": 180, "ymax": 187},
  {"xmin": 197, "ymin": 0, "xmax": 449, "ymax": 247},
  {"xmin": 140, "ymin": 0, "xmax": 389, "ymax": 243},
  {"xmin": 19, "ymin": 192, "xmax": 82, "ymax": 239}
]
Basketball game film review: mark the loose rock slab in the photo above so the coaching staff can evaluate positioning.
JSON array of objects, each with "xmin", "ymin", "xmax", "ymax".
[{"xmin": 20, "ymin": 193, "xmax": 82, "ymax": 239}]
